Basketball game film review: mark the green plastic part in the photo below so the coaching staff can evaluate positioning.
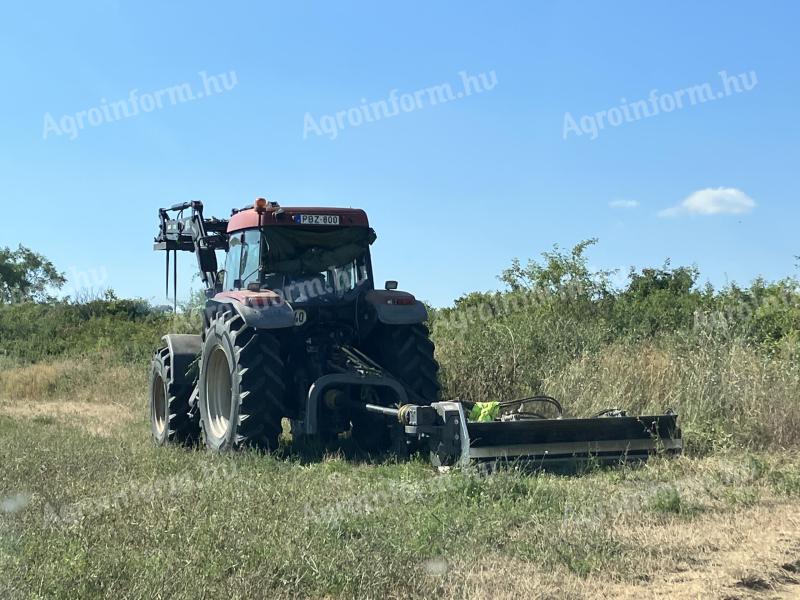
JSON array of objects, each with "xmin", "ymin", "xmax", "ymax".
[{"xmin": 468, "ymin": 401, "xmax": 500, "ymax": 422}]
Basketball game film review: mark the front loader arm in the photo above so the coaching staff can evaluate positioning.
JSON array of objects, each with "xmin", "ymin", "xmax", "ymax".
[{"xmin": 154, "ymin": 201, "xmax": 229, "ymax": 302}]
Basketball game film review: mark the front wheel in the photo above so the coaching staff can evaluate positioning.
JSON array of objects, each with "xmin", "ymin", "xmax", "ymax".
[{"xmin": 198, "ymin": 311, "xmax": 287, "ymax": 451}]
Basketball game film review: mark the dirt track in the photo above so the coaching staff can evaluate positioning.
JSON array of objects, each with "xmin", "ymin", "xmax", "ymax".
[
  {"xmin": 607, "ymin": 502, "xmax": 800, "ymax": 599},
  {"xmin": 457, "ymin": 501, "xmax": 800, "ymax": 599}
]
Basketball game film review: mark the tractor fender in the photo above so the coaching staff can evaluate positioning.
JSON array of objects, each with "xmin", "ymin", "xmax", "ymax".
[
  {"xmin": 365, "ymin": 290, "xmax": 429, "ymax": 325},
  {"xmin": 161, "ymin": 333, "xmax": 202, "ymax": 385},
  {"xmin": 211, "ymin": 292, "xmax": 295, "ymax": 330}
]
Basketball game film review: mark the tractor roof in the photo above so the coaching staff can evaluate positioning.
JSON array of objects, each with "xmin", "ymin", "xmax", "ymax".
[{"xmin": 228, "ymin": 207, "xmax": 369, "ymax": 233}]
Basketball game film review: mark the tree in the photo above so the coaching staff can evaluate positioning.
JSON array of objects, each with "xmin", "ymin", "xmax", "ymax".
[
  {"xmin": 0, "ymin": 245, "xmax": 65, "ymax": 303},
  {"xmin": 500, "ymin": 238, "xmax": 615, "ymax": 302},
  {"xmin": 612, "ymin": 261, "xmax": 704, "ymax": 335}
]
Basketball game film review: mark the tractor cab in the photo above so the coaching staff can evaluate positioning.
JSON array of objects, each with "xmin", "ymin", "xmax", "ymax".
[{"xmin": 221, "ymin": 203, "xmax": 376, "ymax": 306}]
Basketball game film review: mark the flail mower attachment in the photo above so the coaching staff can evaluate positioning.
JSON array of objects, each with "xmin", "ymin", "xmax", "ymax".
[
  {"xmin": 418, "ymin": 401, "xmax": 682, "ymax": 469},
  {"xmin": 305, "ymin": 347, "xmax": 682, "ymax": 469}
]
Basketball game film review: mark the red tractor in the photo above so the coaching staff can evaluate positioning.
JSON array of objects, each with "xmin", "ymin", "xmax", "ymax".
[
  {"xmin": 150, "ymin": 198, "xmax": 681, "ymax": 467},
  {"xmin": 150, "ymin": 199, "xmax": 439, "ymax": 455}
]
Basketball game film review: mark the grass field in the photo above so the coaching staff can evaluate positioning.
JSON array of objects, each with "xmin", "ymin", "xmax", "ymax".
[{"xmin": 2, "ymin": 356, "xmax": 800, "ymax": 599}]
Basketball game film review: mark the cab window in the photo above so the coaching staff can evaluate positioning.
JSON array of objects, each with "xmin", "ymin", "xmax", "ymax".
[
  {"xmin": 224, "ymin": 234, "xmax": 243, "ymax": 290},
  {"xmin": 239, "ymin": 229, "xmax": 262, "ymax": 289}
]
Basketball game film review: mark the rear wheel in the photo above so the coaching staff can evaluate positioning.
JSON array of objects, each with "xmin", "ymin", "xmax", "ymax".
[
  {"xmin": 198, "ymin": 310, "xmax": 287, "ymax": 451},
  {"xmin": 377, "ymin": 323, "xmax": 441, "ymax": 403},
  {"xmin": 149, "ymin": 346, "xmax": 199, "ymax": 446},
  {"xmin": 351, "ymin": 323, "xmax": 441, "ymax": 452}
]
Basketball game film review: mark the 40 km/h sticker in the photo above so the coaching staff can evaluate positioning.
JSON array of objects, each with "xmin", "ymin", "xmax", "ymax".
[{"xmin": 294, "ymin": 309, "xmax": 307, "ymax": 326}]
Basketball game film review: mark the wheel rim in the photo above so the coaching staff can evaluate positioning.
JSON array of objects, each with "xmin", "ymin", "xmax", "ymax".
[
  {"xmin": 206, "ymin": 346, "xmax": 233, "ymax": 439},
  {"xmin": 152, "ymin": 374, "xmax": 167, "ymax": 436}
]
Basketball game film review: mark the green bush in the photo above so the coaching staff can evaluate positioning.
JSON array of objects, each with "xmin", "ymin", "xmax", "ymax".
[
  {"xmin": 0, "ymin": 296, "xmax": 185, "ymax": 364},
  {"xmin": 431, "ymin": 240, "xmax": 800, "ymax": 450}
]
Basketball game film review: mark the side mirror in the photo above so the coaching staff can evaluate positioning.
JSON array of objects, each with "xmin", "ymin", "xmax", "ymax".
[
  {"xmin": 198, "ymin": 248, "xmax": 218, "ymax": 274},
  {"xmin": 385, "ymin": 280, "xmax": 398, "ymax": 291},
  {"xmin": 213, "ymin": 270, "xmax": 226, "ymax": 294}
]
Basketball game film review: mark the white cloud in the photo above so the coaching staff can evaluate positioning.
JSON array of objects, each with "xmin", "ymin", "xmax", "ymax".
[
  {"xmin": 658, "ymin": 187, "xmax": 756, "ymax": 218},
  {"xmin": 609, "ymin": 199, "xmax": 639, "ymax": 209}
]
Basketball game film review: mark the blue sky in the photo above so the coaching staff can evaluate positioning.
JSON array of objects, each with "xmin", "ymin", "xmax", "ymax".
[{"xmin": 1, "ymin": 1, "xmax": 798, "ymax": 307}]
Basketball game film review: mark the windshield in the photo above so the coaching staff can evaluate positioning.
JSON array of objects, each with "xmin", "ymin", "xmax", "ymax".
[{"xmin": 224, "ymin": 226, "xmax": 374, "ymax": 302}]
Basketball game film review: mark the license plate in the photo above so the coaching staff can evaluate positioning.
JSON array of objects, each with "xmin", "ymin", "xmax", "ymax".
[
  {"xmin": 295, "ymin": 214, "xmax": 340, "ymax": 225},
  {"xmin": 294, "ymin": 309, "xmax": 307, "ymax": 326}
]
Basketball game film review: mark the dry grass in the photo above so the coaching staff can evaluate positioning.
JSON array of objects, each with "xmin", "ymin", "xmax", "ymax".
[
  {"xmin": 445, "ymin": 502, "xmax": 800, "ymax": 599},
  {"xmin": 543, "ymin": 338, "xmax": 800, "ymax": 452},
  {"xmin": 0, "ymin": 358, "xmax": 145, "ymax": 405},
  {"xmin": 0, "ymin": 358, "xmax": 144, "ymax": 437},
  {"xmin": 0, "ymin": 401, "xmax": 134, "ymax": 437}
]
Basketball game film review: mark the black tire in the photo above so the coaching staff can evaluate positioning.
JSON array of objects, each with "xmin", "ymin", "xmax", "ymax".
[
  {"xmin": 198, "ymin": 310, "xmax": 287, "ymax": 452},
  {"xmin": 376, "ymin": 323, "xmax": 441, "ymax": 404},
  {"xmin": 351, "ymin": 323, "xmax": 441, "ymax": 453},
  {"xmin": 149, "ymin": 346, "xmax": 200, "ymax": 446}
]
